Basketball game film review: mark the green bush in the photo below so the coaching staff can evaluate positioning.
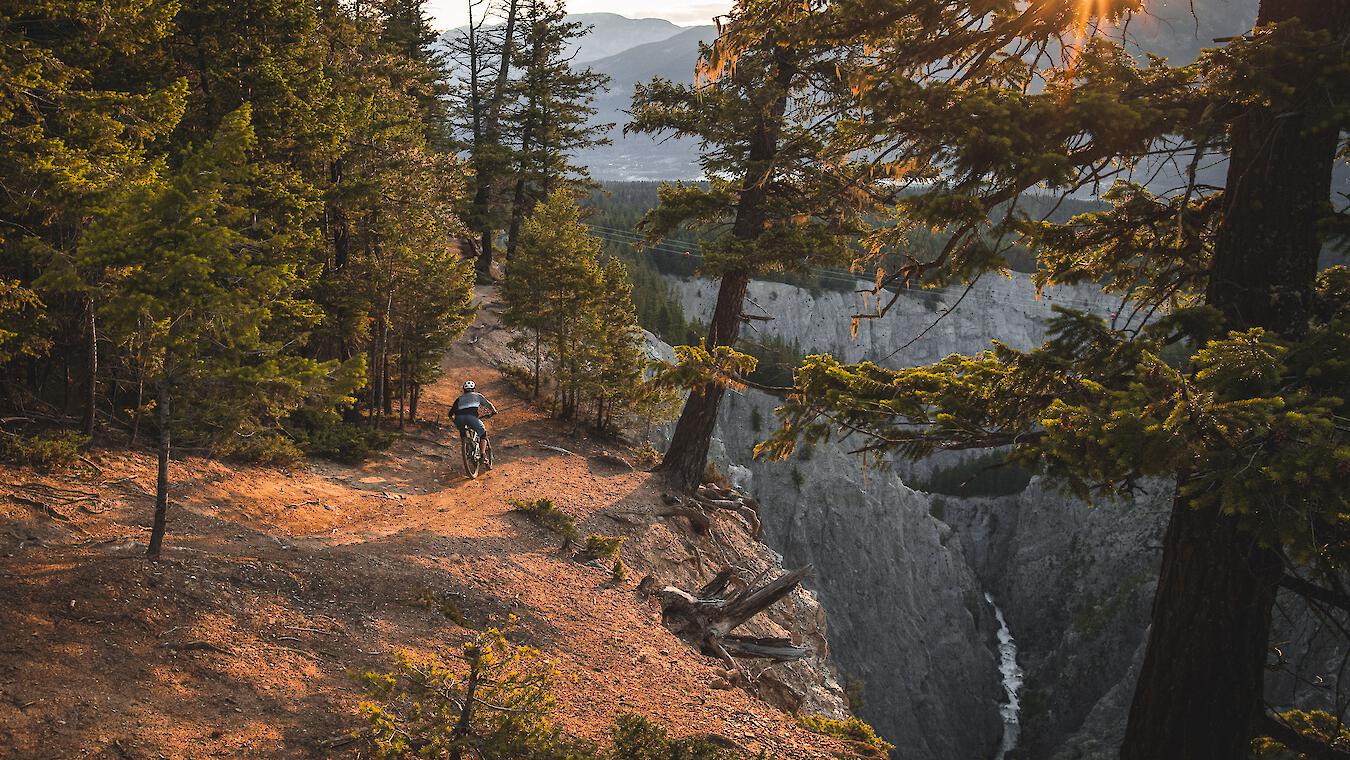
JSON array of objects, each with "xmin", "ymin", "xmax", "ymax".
[
  {"xmin": 579, "ymin": 533, "xmax": 627, "ymax": 582},
  {"xmin": 511, "ymin": 498, "xmax": 580, "ymax": 544},
  {"xmin": 610, "ymin": 713, "xmax": 744, "ymax": 759},
  {"xmin": 286, "ymin": 409, "xmax": 392, "ymax": 463},
  {"xmin": 796, "ymin": 714, "xmax": 894, "ymax": 759},
  {"xmin": 358, "ymin": 633, "xmax": 757, "ymax": 760},
  {"xmin": 1252, "ymin": 710, "xmax": 1350, "ymax": 758},
  {"xmin": 359, "ymin": 628, "xmax": 596, "ymax": 760},
  {"xmin": 214, "ymin": 431, "xmax": 304, "ymax": 466},
  {"xmin": 579, "ymin": 533, "xmax": 625, "ymax": 563},
  {"xmin": 1, "ymin": 429, "xmax": 88, "ymax": 471}
]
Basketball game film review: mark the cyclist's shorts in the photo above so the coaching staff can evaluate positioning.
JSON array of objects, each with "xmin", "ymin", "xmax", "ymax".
[{"xmin": 455, "ymin": 414, "xmax": 487, "ymax": 438}]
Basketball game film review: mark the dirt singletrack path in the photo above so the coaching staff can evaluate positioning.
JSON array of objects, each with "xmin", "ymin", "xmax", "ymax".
[{"xmin": 0, "ymin": 288, "xmax": 848, "ymax": 759}]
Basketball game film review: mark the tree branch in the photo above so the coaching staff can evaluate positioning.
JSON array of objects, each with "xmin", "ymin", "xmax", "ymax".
[
  {"xmin": 1260, "ymin": 714, "xmax": 1350, "ymax": 760},
  {"xmin": 1281, "ymin": 574, "xmax": 1350, "ymax": 616}
]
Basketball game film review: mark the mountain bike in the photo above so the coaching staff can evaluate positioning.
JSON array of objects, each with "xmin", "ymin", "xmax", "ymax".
[{"xmin": 460, "ymin": 414, "xmax": 495, "ymax": 479}]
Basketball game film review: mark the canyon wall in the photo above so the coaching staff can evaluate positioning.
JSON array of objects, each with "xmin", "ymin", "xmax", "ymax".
[{"xmin": 663, "ymin": 272, "xmax": 1344, "ymax": 759}]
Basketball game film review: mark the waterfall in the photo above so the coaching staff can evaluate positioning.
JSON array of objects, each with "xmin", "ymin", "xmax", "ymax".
[{"xmin": 986, "ymin": 593, "xmax": 1024, "ymax": 760}]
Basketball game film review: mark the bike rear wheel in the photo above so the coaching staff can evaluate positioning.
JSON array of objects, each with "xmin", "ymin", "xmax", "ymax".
[{"xmin": 462, "ymin": 432, "xmax": 484, "ymax": 479}]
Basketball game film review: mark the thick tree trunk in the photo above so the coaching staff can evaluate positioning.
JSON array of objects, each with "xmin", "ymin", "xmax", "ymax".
[
  {"xmin": 1120, "ymin": 2, "xmax": 1348, "ymax": 757},
  {"xmin": 146, "ymin": 376, "xmax": 171, "ymax": 559},
  {"xmin": 658, "ymin": 268, "xmax": 751, "ymax": 489},
  {"xmin": 1121, "ymin": 495, "xmax": 1283, "ymax": 759}
]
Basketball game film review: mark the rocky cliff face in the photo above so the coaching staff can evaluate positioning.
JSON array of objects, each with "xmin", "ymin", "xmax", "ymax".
[
  {"xmin": 714, "ymin": 390, "xmax": 1004, "ymax": 760},
  {"xmin": 664, "ymin": 273, "xmax": 1125, "ymax": 758},
  {"xmin": 663, "ymin": 271, "xmax": 1345, "ymax": 759},
  {"xmin": 943, "ymin": 481, "xmax": 1168, "ymax": 759}
]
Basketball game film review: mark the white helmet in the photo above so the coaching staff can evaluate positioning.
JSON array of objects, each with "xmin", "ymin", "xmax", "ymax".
[{"xmin": 463, "ymin": 380, "xmax": 476, "ymax": 392}]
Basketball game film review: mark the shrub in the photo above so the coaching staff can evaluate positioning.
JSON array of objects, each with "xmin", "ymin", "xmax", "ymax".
[
  {"xmin": 359, "ymin": 627, "xmax": 595, "ymax": 759},
  {"xmin": 1252, "ymin": 710, "xmax": 1350, "ymax": 758},
  {"xmin": 419, "ymin": 588, "xmax": 472, "ymax": 628},
  {"xmin": 632, "ymin": 441, "xmax": 662, "ymax": 468},
  {"xmin": 214, "ymin": 431, "xmax": 303, "ymax": 466},
  {"xmin": 579, "ymin": 533, "xmax": 625, "ymax": 563},
  {"xmin": 497, "ymin": 361, "xmax": 545, "ymax": 401},
  {"xmin": 1, "ymin": 429, "xmax": 88, "ymax": 471},
  {"xmin": 286, "ymin": 409, "xmax": 392, "ymax": 463},
  {"xmin": 609, "ymin": 713, "xmax": 743, "ymax": 759},
  {"xmin": 511, "ymin": 498, "xmax": 580, "ymax": 545},
  {"xmin": 796, "ymin": 714, "xmax": 894, "ymax": 759}
]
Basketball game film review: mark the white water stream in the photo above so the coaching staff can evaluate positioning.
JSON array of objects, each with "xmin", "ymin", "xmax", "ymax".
[{"xmin": 986, "ymin": 593, "xmax": 1025, "ymax": 760}]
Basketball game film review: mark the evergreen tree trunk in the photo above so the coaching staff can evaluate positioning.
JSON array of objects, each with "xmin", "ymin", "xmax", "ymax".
[
  {"xmin": 505, "ymin": 14, "xmax": 542, "ymax": 261},
  {"xmin": 471, "ymin": 0, "xmax": 520, "ymax": 279},
  {"xmin": 659, "ymin": 48, "xmax": 792, "ymax": 490},
  {"xmin": 82, "ymin": 297, "xmax": 97, "ymax": 436},
  {"xmin": 1120, "ymin": 2, "xmax": 1347, "ymax": 757},
  {"xmin": 329, "ymin": 158, "xmax": 350, "ymax": 271},
  {"xmin": 130, "ymin": 359, "xmax": 144, "ymax": 446},
  {"xmin": 506, "ymin": 172, "xmax": 530, "ymax": 260},
  {"xmin": 146, "ymin": 374, "xmax": 171, "ymax": 559},
  {"xmin": 532, "ymin": 328, "xmax": 541, "ymax": 399},
  {"xmin": 658, "ymin": 268, "xmax": 751, "ymax": 488}
]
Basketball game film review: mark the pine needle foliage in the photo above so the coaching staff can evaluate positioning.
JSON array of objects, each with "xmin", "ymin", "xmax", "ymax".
[
  {"xmin": 796, "ymin": 714, "xmax": 894, "ymax": 759},
  {"xmin": 501, "ymin": 190, "xmax": 659, "ymax": 429},
  {"xmin": 510, "ymin": 497, "xmax": 580, "ymax": 545}
]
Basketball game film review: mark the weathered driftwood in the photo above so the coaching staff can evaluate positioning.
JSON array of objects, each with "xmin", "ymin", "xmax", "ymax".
[
  {"xmin": 660, "ymin": 484, "xmax": 764, "ymax": 539},
  {"xmin": 658, "ymin": 565, "xmax": 813, "ymax": 670}
]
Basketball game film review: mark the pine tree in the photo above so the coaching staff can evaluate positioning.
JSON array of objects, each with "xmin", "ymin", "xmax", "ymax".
[
  {"xmin": 721, "ymin": 1, "xmax": 1350, "ymax": 755},
  {"xmin": 0, "ymin": 0, "xmax": 186, "ymax": 432},
  {"xmin": 627, "ymin": 35, "xmax": 878, "ymax": 489},
  {"xmin": 501, "ymin": 190, "xmax": 651, "ymax": 427},
  {"xmin": 502, "ymin": 0, "xmax": 611, "ymax": 259},
  {"xmin": 85, "ymin": 106, "xmax": 359, "ymax": 558},
  {"xmin": 445, "ymin": 0, "xmax": 523, "ymax": 278}
]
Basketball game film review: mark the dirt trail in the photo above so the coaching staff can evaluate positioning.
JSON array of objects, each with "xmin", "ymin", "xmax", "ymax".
[{"xmin": 0, "ymin": 290, "xmax": 847, "ymax": 759}]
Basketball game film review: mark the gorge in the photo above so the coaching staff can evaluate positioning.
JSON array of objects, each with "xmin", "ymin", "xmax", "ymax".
[{"xmin": 649, "ymin": 271, "xmax": 1345, "ymax": 759}]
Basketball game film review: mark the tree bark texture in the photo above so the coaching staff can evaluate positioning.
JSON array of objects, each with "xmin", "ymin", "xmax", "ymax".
[{"xmin": 1121, "ymin": 2, "xmax": 1349, "ymax": 757}]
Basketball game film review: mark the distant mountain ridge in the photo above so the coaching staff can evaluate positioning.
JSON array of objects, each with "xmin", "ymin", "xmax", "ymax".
[
  {"xmin": 580, "ymin": 26, "xmax": 717, "ymax": 180},
  {"xmin": 439, "ymin": 12, "xmax": 688, "ymax": 65}
]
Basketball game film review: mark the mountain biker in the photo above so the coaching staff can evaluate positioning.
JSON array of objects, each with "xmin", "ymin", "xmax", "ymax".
[{"xmin": 450, "ymin": 380, "xmax": 497, "ymax": 444}]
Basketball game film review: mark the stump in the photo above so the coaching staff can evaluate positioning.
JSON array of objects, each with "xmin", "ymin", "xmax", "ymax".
[{"xmin": 658, "ymin": 565, "xmax": 813, "ymax": 670}]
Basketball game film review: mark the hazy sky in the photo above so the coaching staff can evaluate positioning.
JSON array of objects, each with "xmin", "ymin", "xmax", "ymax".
[{"xmin": 425, "ymin": 1, "xmax": 730, "ymax": 30}]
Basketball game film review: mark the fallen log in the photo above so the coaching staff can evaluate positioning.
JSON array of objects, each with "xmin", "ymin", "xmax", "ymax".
[{"xmin": 659, "ymin": 565, "xmax": 814, "ymax": 669}]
